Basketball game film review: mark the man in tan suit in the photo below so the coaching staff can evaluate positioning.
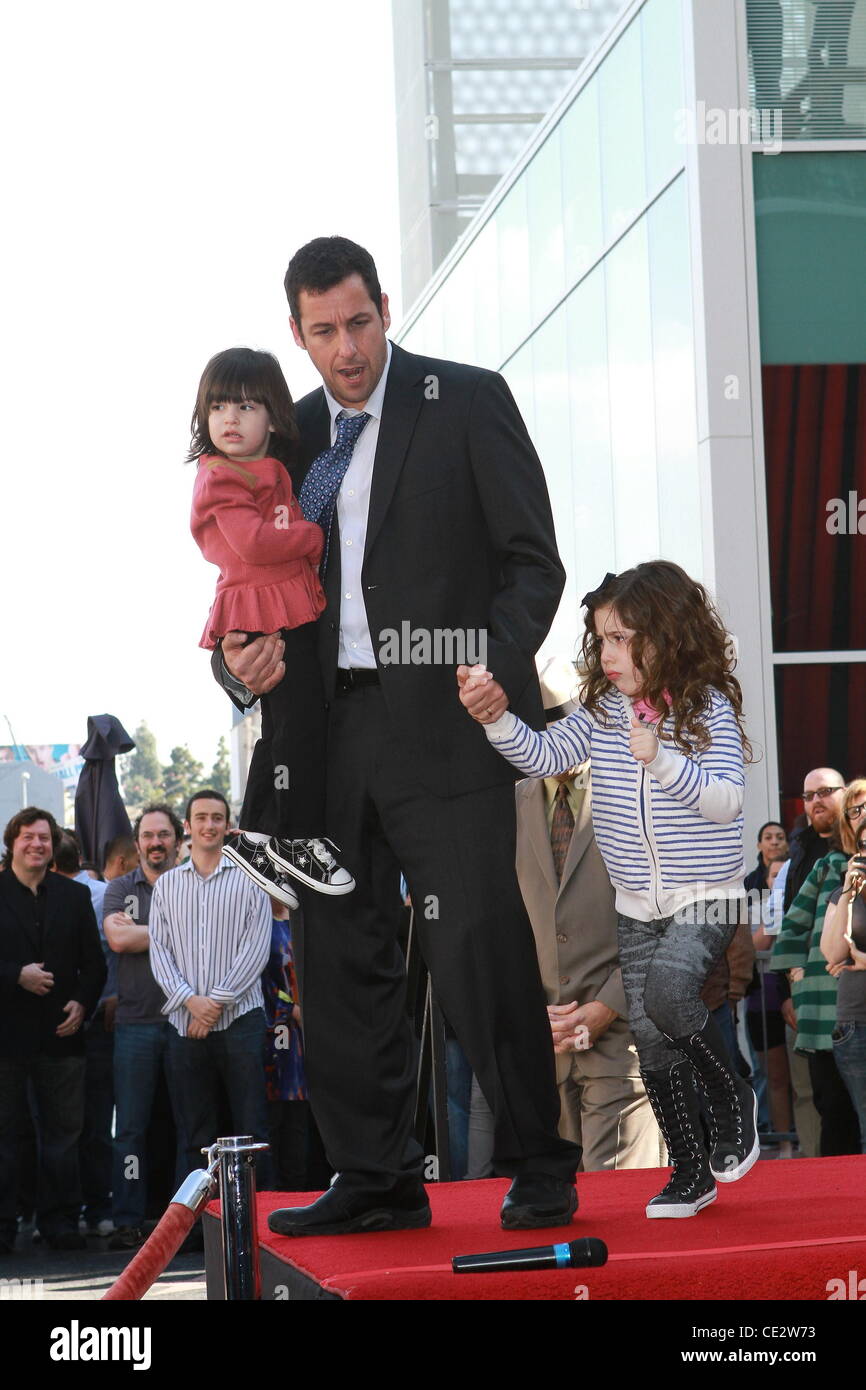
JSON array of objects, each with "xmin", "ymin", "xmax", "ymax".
[{"xmin": 468, "ymin": 658, "xmax": 662, "ymax": 1173}]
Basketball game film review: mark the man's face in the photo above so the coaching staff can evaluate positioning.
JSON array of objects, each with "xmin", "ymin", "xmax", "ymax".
[
  {"xmin": 136, "ymin": 813, "xmax": 179, "ymax": 875},
  {"xmin": 767, "ymin": 857, "xmax": 786, "ymax": 890},
  {"xmin": 291, "ymin": 274, "xmax": 390, "ymax": 410},
  {"xmin": 802, "ymin": 769, "xmax": 845, "ymax": 834},
  {"xmin": 185, "ymin": 799, "xmax": 228, "ymax": 853},
  {"xmin": 759, "ymin": 823, "xmax": 788, "ymax": 862},
  {"xmin": 12, "ymin": 819, "xmax": 54, "ymax": 877}
]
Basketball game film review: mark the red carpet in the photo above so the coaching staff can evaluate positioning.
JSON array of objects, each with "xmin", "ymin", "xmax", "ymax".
[{"xmin": 208, "ymin": 1157, "xmax": 866, "ymax": 1300}]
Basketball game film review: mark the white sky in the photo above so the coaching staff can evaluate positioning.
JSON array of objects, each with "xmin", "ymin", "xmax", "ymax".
[{"xmin": 1, "ymin": 0, "xmax": 403, "ymax": 772}]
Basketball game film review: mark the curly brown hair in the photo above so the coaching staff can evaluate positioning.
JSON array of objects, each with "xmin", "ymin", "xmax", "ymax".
[{"xmin": 579, "ymin": 560, "xmax": 752, "ymax": 759}]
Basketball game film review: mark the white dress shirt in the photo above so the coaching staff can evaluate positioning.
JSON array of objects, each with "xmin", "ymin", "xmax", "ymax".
[{"xmin": 322, "ymin": 341, "xmax": 393, "ymax": 669}]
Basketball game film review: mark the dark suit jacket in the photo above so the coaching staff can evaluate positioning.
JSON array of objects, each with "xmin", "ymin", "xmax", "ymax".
[
  {"xmin": 216, "ymin": 342, "xmax": 565, "ymax": 798},
  {"xmin": 0, "ymin": 870, "xmax": 106, "ymax": 1058}
]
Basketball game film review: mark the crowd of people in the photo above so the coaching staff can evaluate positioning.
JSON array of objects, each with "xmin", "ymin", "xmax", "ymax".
[{"xmin": 1, "ymin": 758, "xmax": 864, "ymax": 1257}]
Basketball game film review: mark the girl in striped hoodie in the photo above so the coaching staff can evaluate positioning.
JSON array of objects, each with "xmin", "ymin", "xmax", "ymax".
[{"xmin": 459, "ymin": 561, "xmax": 757, "ymax": 1218}]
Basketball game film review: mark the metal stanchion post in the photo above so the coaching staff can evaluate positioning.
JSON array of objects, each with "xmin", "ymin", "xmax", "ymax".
[{"xmin": 203, "ymin": 1136, "xmax": 269, "ymax": 1301}]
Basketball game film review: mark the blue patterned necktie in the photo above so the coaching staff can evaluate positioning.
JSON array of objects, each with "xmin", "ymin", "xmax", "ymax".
[{"xmin": 298, "ymin": 410, "xmax": 371, "ymax": 574}]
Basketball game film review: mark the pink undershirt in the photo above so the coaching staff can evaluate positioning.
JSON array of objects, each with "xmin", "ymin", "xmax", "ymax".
[{"xmin": 630, "ymin": 689, "xmax": 672, "ymax": 724}]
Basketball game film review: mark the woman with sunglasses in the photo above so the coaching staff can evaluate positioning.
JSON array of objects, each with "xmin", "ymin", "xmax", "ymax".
[{"xmin": 820, "ymin": 779, "xmax": 866, "ymax": 1153}]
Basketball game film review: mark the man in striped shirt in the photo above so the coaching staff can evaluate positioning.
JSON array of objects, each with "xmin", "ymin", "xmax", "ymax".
[{"xmin": 149, "ymin": 790, "xmax": 272, "ymax": 1183}]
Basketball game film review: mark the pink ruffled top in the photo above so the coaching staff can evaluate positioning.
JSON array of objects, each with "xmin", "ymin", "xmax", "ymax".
[{"xmin": 191, "ymin": 455, "xmax": 326, "ymax": 650}]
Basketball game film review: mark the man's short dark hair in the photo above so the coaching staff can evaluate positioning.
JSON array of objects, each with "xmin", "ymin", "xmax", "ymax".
[
  {"xmin": 284, "ymin": 236, "xmax": 383, "ymax": 329},
  {"xmin": 2, "ymin": 806, "xmax": 63, "ymax": 868},
  {"xmin": 54, "ymin": 832, "xmax": 82, "ymax": 876},
  {"xmin": 104, "ymin": 834, "xmax": 137, "ymax": 864},
  {"xmin": 185, "ymin": 789, "xmax": 230, "ymax": 824},
  {"xmin": 133, "ymin": 803, "xmax": 184, "ymax": 844},
  {"xmin": 757, "ymin": 821, "xmax": 786, "ymax": 841}
]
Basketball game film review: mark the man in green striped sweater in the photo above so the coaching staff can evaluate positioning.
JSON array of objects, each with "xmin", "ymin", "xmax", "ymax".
[{"xmin": 771, "ymin": 797, "xmax": 860, "ymax": 1155}]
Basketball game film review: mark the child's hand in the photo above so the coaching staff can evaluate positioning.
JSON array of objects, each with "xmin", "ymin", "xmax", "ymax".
[
  {"xmin": 629, "ymin": 716, "xmax": 659, "ymax": 765},
  {"xmin": 456, "ymin": 664, "xmax": 509, "ymax": 723}
]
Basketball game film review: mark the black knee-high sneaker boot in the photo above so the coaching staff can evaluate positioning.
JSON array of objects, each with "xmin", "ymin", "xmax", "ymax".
[
  {"xmin": 669, "ymin": 1014, "xmax": 759, "ymax": 1183},
  {"xmin": 640, "ymin": 1060, "xmax": 717, "ymax": 1218}
]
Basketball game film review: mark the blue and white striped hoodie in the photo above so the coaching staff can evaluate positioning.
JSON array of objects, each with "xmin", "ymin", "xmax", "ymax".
[{"xmin": 485, "ymin": 687, "xmax": 746, "ymax": 922}]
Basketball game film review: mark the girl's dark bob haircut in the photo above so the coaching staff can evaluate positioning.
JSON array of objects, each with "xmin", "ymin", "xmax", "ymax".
[{"xmin": 187, "ymin": 347, "xmax": 299, "ymax": 466}]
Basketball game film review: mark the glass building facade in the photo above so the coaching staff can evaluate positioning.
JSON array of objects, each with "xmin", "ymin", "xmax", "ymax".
[
  {"xmin": 399, "ymin": 0, "xmax": 700, "ymax": 685},
  {"xmin": 396, "ymin": 0, "xmax": 866, "ymax": 825}
]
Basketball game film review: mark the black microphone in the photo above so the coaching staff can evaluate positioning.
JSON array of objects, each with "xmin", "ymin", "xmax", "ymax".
[{"xmin": 452, "ymin": 1237, "xmax": 608, "ymax": 1274}]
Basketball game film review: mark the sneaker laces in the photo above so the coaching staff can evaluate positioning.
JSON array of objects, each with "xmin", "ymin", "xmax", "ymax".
[{"xmin": 308, "ymin": 838, "xmax": 336, "ymax": 869}]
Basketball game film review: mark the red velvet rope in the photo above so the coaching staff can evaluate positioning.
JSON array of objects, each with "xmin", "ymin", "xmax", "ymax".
[{"xmin": 102, "ymin": 1203, "xmax": 198, "ymax": 1301}]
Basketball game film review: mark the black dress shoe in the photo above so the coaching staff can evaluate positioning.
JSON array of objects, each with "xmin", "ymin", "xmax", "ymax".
[
  {"xmin": 268, "ymin": 1178, "xmax": 431, "ymax": 1237},
  {"xmin": 500, "ymin": 1173, "xmax": 578, "ymax": 1230}
]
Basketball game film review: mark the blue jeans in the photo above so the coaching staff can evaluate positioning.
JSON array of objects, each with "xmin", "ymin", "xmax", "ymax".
[
  {"xmin": 113, "ymin": 1022, "xmax": 184, "ymax": 1228},
  {"xmin": 833, "ymin": 1022, "xmax": 866, "ymax": 1154},
  {"xmin": 617, "ymin": 906, "xmax": 737, "ymax": 1072},
  {"xmin": 0, "ymin": 1055, "xmax": 85, "ymax": 1239},
  {"xmin": 169, "ymin": 1009, "xmax": 272, "ymax": 1187},
  {"xmin": 80, "ymin": 1010, "xmax": 114, "ymax": 1223}
]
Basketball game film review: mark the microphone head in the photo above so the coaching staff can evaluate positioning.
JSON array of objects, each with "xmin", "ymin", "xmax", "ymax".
[{"xmin": 569, "ymin": 1237, "xmax": 608, "ymax": 1267}]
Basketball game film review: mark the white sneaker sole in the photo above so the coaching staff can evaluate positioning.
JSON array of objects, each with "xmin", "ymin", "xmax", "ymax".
[
  {"xmin": 221, "ymin": 845, "xmax": 299, "ymax": 909},
  {"xmin": 713, "ymin": 1088, "xmax": 760, "ymax": 1183},
  {"xmin": 646, "ymin": 1187, "xmax": 717, "ymax": 1219},
  {"xmin": 266, "ymin": 843, "xmax": 355, "ymax": 896}
]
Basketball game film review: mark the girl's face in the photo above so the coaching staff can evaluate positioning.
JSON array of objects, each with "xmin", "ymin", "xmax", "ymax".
[
  {"xmin": 594, "ymin": 604, "xmax": 645, "ymax": 698},
  {"xmin": 208, "ymin": 397, "xmax": 273, "ymax": 462}
]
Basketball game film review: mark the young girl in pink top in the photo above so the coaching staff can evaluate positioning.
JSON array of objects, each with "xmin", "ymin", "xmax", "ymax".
[{"xmin": 189, "ymin": 346, "xmax": 353, "ymax": 905}]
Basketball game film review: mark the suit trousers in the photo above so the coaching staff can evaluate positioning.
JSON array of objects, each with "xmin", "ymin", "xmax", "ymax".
[
  {"xmin": 467, "ymin": 1051, "xmax": 664, "ymax": 1174},
  {"xmin": 240, "ymin": 621, "xmax": 326, "ymax": 839},
  {"xmin": 297, "ymin": 683, "xmax": 580, "ymax": 1189},
  {"xmin": 0, "ymin": 1055, "xmax": 85, "ymax": 1239}
]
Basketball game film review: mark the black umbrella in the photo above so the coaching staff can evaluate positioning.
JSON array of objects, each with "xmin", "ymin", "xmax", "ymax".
[{"xmin": 74, "ymin": 714, "xmax": 135, "ymax": 872}]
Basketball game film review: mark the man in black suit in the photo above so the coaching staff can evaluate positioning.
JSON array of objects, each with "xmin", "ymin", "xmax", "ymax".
[
  {"xmin": 217, "ymin": 237, "xmax": 580, "ymax": 1234},
  {"xmin": 0, "ymin": 807, "xmax": 106, "ymax": 1252}
]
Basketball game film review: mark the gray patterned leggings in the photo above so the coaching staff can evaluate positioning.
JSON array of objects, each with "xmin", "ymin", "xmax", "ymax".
[{"xmin": 617, "ymin": 902, "xmax": 738, "ymax": 1072}]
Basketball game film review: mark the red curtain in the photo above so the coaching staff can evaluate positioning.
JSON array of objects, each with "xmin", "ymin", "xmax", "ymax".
[
  {"xmin": 762, "ymin": 363, "xmax": 866, "ymax": 652},
  {"xmin": 762, "ymin": 365, "xmax": 866, "ymax": 800}
]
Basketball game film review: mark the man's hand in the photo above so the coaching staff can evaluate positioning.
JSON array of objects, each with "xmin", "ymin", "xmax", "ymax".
[
  {"xmin": 18, "ymin": 962, "xmax": 54, "ymax": 995},
  {"xmin": 548, "ymin": 1000, "xmax": 615, "ymax": 1053},
  {"xmin": 223, "ymin": 630, "xmax": 285, "ymax": 697},
  {"xmin": 456, "ymin": 664, "xmax": 509, "ymax": 723},
  {"xmin": 56, "ymin": 1000, "xmax": 85, "ymax": 1037},
  {"xmin": 187, "ymin": 1018, "xmax": 211, "ymax": 1040},
  {"xmin": 781, "ymin": 997, "xmax": 797, "ymax": 1031},
  {"xmin": 572, "ymin": 1001, "xmax": 617, "ymax": 1044},
  {"xmin": 548, "ymin": 1001, "xmax": 581, "ymax": 1051},
  {"xmin": 629, "ymin": 717, "xmax": 659, "ymax": 766},
  {"xmin": 185, "ymin": 995, "xmax": 222, "ymax": 1027}
]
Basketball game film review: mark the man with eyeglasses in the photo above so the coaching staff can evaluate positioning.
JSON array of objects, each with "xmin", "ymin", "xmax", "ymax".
[
  {"xmin": 102, "ymin": 803, "xmax": 185, "ymax": 1249},
  {"xmin": 771, "ymin": 768, "xmax": 860, "ymax": 1155},
  {"xmin": 778, "ymin": 770, "xmax": 846, "ymax": 916}
]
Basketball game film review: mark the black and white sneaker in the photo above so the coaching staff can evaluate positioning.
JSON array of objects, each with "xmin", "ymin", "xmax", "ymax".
[
  {"xmin": 266, "ymin": 837, "xmax": 355, "ymax": 895},
  {"xmin": 221, "ymin": 834, "xmax": 299, "ymax": 909}
]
